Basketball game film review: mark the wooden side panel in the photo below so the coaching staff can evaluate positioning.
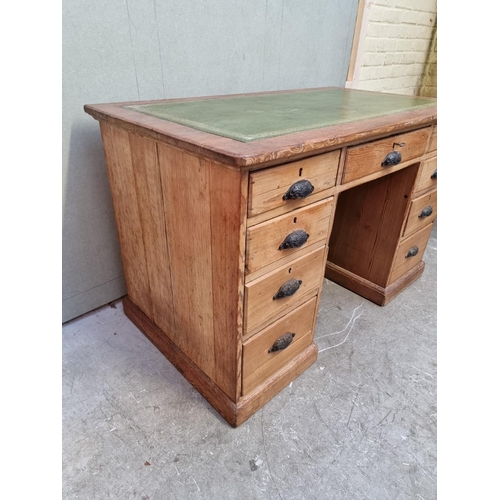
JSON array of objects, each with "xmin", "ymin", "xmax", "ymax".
[
  {"xmin": 328, "ymin": 164, "xmax": 419, "ymax": 287},
  {"xmin": 158, "ymin": 145, "xmax": 216, "ymax": 384},
  {"xmin": 128, "ymin": 134, "xmax": 176, "ymax": 334},
  {"xmin": 100, "ymin": 123, "xmax": 152, "ymax": 317},
  {"xmin": 156, "ymin": 145, "xmax": 243, "ymax": 400},
  {"xmin": 209, "ymin": 163, "xmax": 246, "ymax": 401}
]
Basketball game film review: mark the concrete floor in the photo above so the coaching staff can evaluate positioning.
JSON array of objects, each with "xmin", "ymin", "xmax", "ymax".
[{"xmin": 62, "ymin": 226, "xmax": 436, "ymax": 500}]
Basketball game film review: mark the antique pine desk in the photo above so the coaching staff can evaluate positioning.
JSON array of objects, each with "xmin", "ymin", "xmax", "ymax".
[{"xmin": 84, "ymin": 88, "xmax": 437, "ymax": 426}]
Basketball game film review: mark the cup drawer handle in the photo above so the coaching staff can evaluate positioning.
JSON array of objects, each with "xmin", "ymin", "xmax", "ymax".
[
  {"xmin": 282, "ymin": 179, "xmax": 314, "ymax": 200},
  {"xmin": 268, "ymin": 332, "xmax": 296, "ymax": 353},
  {"xmin": 431, "ymin": 169, "xmax": 437, "ymax": 180},
  {"xmin": 381, "ymin": 151, "xmax": 402, "ymax": 166},
  {"xmin": 273, "ymin": 278, "xmax": 302, "ymax": 300},
  {"xmin": 279, "ymin": 229, "xmax": 309, "ymax": 250},
  {"xmin": 418, "ymin": 206, "xmax": 433, "ymax": 218},
  {"xmin": 405, "ymin": 246, "xmax": 419, "ymax": 258}
]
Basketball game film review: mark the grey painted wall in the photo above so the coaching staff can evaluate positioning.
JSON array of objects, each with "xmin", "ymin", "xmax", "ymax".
[{"xmin": 62, "ymin": 0, "xmax": 358, "ymax": 323}]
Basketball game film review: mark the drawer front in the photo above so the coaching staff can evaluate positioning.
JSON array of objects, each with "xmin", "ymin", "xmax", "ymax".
[
  {"xmin": 246, "ymin": 197, "xmax": 334, "ymax": 275},
  {"xmin": 428, "ymin": 125, "xmax": 437, "ymax": 152},
  {"xmin": 242, "ymin": 297, "xmax": 316, "ymax": 395},
  {"xmin": 244, "ymin": 246, "xmax": 325, "ymax": 335},
  {"xmin": 342, "ymin": 127, "xmax": 431, "ymax": 184},
  {"xmin": 248, "ymin": 151, "xmax": 340, "ymax": 218},
  {"xmin": 390, "ymin": 223, "xmax": 434, "ymax": 283},
  {"xmin": 415, "ymin": 156, "xmax": 437, "ymax": 194},
  {"xmin": 403, "ymin": 189, "xmax": 437, "ymax": 237}
]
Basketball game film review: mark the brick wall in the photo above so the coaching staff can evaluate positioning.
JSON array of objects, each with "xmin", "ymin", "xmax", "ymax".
[
  {"xmin": 352, "ymin": 0, "xmax": 437, "ymax": 95},
  {"xmin": 418, "ymin": 26, "xmax": 437, "ymax": 97}
]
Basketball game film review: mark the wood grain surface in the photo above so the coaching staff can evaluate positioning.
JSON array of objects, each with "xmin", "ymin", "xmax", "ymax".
[
  {"xmin": 242, "ymin": 297, "xmax": 316, "ymax": 395},
  {"xmin": 84, "ymin": 87, "xmax": 437, "ymax": 169},
  {"xmin": 428, "ymin": 124, "xmax": 437, "ymax": 152},
  {"xmin": 127, "ymin": 133, "xmax": 176, "ymax": 335},
  {"xmin": 328, "ymin": 164, "xmax": 419, "ymax": 287},
  {"xmin": 415, "ymin": 156, "xmax": 437, "ymax": 195},
  {"xmin": 389, "ymin": 223, "xmax": 434, "ymax": 283},
  {"xmin": 402, "ymin": 189, "xmax": 437, "ymax": 238},
  {"xmin": 99, "ymin": 124, "xmax": 153, "ymax": 318},
  {"xmin": 342, "ymin": 127, "xmax": 431, "ymax": 184},
  {"xmin": 88, "ymin": 88, "xmax": 437, "ymax": 425},
  {"xmin": 157, "ymin": 145, "xmax": 246, "ymax": 400},
  {"xmin": 246, "ymin": 197, "xmax": 334, "ymax": 275},
  {"xmin": 236, "ymin": 343, "xmax": 318, "ymax": 426},
  {"xmin": 244, "ymin": 246, "xmax": 325, "ymax": 335},
  {"xmin": 325, "ymin": 260, "xmax": 425, "ymax": 306},
  {"xmin": 248, "ymin": 150, "xmax": 339, "ymax": 217}
]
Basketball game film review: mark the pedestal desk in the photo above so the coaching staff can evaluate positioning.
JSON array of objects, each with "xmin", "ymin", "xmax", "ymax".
[{"xmin": 84, "ymin": 88, "xmax": 437, "ymax": 426}]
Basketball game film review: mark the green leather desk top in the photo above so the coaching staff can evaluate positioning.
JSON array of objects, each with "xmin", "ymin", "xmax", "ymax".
[{"xmin": 126, "ymin": 89, "xmax": 436, "ymax": 143}]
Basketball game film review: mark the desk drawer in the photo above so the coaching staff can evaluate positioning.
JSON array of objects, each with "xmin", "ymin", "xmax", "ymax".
[
  {"xmin": 246, "ymin": 197, "xmax": 334, "ymax": 275},
  {"xmin": 390, "ymin": 223, "xmax": 434, "ymax": 283},
  {"xmin": 342, "ymin": 127, "xmax": 431, "ymax": 184},
  {"xmin": 403, "ymin": 189, "xmax": 437, "ymax": 238},
  {"xmin": 415, "ymin": 156, "xmax": 437, "ymax": 195},
  {"xmin": 242, "ymin": 297, "xmax": 316, "ymax": 395},
  {"xmin": 244, "ymin": 246, "xmax": 325, "ymax": 335},
  {"xmin": 248, "ymin": 151, "xmax": 340, "ymax": 218}
]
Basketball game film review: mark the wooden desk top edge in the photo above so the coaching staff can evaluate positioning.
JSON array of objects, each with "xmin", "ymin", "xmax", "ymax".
[{"xmin": 84, "ymin": 87, "xmax": 437, "ymax": 168}]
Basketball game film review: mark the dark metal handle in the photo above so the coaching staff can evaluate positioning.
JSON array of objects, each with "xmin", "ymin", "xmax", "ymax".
[
  {"xmin": 273, "ymin": 278, "xmax": 302, "ymax": 300},
  {"xmin": 283, "ymin": 179, "xmax": 315, "ymax": 200},
  {"xmin": 405, "ymin": 246, "xmax": 419, "ymax": 258},
  {"xmin": 418, "ymin": 206, "xmax": 433, "ymax": 218},
  {"xmin": 381, "ymin": 151, "xmax": 402, "ymax": 166},
  {"xmin": 268, "ymin": 332, "xmax": 295, "ymax": 353},
  {"xmin": 431, "ymin": 169, "xmax": 437, "ymax": 180},
  {"xmin": 279, "ymin": 229, "xmax": 309, "ymax": 250}
]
